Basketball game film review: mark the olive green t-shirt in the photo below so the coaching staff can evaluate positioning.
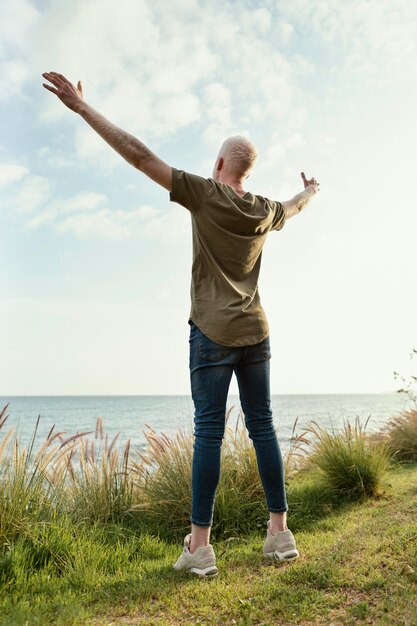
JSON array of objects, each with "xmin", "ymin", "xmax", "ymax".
[{"xmin": 169, "ymin": 167, "xmax": 287, "ymax": 347}]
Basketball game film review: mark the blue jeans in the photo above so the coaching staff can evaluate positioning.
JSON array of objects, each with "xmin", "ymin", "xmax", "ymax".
[{"xmin": 188, "ymin": 320, "xmax": 288, "ymax": 527}]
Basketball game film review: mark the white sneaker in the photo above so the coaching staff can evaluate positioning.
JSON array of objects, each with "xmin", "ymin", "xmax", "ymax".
[
  {"xmin": 173, "ymin": 533, "xmax": 218, "ymax": 577},
  {"xmin": 263, "ymin": 521, "xmax": 300, "ymax": 561}
]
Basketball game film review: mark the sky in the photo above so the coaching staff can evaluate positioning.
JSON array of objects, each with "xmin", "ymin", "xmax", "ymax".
[{"xmin": 1, "ymin": 0, "xmax": 416, "ymax": 396}]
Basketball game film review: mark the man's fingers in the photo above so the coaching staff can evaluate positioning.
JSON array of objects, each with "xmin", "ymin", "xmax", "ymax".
[
  {"xmin": 42, "ymin": 73, "xmax": 62, "ymax": 88},
  {"xmin": 43, "ymin": 83, "xmax": 58, "ymax": 94},
  {"xmin": 50, "ymin": 71, "xmax": 66, "ymax": 81},
  {"xmin": 55, "ymin": 72, "xmax": 70, "ymax": 84},
  {"xmin": 44, "ymin": 72, "xmax": 66, "ymax": 89}
]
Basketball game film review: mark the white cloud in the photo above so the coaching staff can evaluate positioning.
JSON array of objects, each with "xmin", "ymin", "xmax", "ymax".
[
  {"xmin": 276, "ymin": 19, "xmax": 294, "ymax": 44},
  {"xmin": 0, "ymin": 0, "xmax": 40, "ymax": 53},
  {"xmin": 37, "ymin": 146, "xmax": 75, "ymax": 168},
  {"xmin": 23, "ymin": 190, "xmax": 108, "ymax": 229},
  {"xmin": 0, "ymin": 155, "xmax": 186, "ymax": 241},
  {"xmin": 242, "ymin": 7, "xmax": 272, "ymax": 33},
  {"xmin": 64, "ymin": 191, "xmax": 107, "ymax": 212},
  {"xmin": 0, "ymin": 162, "xmax": 29, "ymax": 186},
  {"xmin": 0, "ymin": 0, "xmax": 40, "ymax": 101},
  {"xmin": 278, "ymin": 0, "xmax": 417, "ymax": 85},
  {"xmin": 8, "ymin": 174, "xmax": 52, "ymax": 215},
  {"xmin": 54, "ymin": 204, "xmax": 189, "ymax": 241},
  {"xmin": 33, "ymin": 0, "xmax": 216, "ymax": 161},
  {"xmin": 0, "ymin": 60, "xmax": 31, "ymax": 103},
  {"xmin": 286, "ymin": 133, "xmax": 304, "ymax": 150},
  {"xmin": 17, "ymin": 0, "xmax": 300, "ymax": 171},
  {"xmin": 203, "ymin": 82, "xmax": 234, "ymax": 145}
]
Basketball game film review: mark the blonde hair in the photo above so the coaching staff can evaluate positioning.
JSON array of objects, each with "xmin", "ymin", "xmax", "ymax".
[{"xmin": 220, "ymin": 135, "xmax": 258, "ymax": 178}]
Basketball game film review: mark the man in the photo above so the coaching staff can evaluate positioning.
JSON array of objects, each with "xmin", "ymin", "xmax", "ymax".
[{"xmin": 42, "ymin": 72, "xmax": 319, "ymax": 578}]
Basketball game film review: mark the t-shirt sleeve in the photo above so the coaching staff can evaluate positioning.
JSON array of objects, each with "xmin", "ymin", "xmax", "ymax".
[
  {"xmin": 270, "ymin": 200, "xmax": 287, "ymax": 231},
  {"xmin": 169, "ymin": 167, "xmax": 214, "ymax": 214}
]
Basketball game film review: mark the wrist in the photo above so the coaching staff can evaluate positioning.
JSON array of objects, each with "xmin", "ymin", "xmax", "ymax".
[{"xmin": 74, "ymin": 99, "xmax": 89, "ymax": 115}]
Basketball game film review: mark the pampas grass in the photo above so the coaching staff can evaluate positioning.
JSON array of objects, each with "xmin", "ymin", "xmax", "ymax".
[
  {"xmin": 381, "ymin": 407, "xmax": 417, "ymax": 461},
  {"xmin": 0, "ymin": 401, "xmax": 409, "ymax": 545},
  {"xmin": 301, "ymin": 415, "xmax": 393, "ymax": 498}
]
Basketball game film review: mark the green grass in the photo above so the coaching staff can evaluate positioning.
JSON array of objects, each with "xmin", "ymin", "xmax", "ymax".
[
  {"xmin": 0, "ymin": 404, "xmax": 393, "ymax": 543},
  {"xmin": 301, "ymin": 416, "xmax": 393, "ymax": 499},
  {"xmin": 382, "ymin": 407, "xmax": 417, "ymax": 461},
  {"xmin": 1, "ymin": 463, "xmax": 416, "ymax": 626},
  {"xmin": 1, "ymin": 403, "xmax": 415, "ymax": 624}
]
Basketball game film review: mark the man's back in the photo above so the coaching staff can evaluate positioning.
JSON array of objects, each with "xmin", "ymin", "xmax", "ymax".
[{"xmin": 170, "ymin": 167, "xmax": 286, "ymax": 346}]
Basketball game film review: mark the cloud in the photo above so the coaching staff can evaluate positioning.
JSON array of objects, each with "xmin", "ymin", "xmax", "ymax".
[
  {"xmin": 13, "ymin": 0, "xmax": 301, "ymax": 172},
  {"xmin": 203, "ymin": 82, "xmax": 234, "ymax": 145},
  {"xmin": 37, "ymin": 146, "xmax": 75, "ymax": 169},
  {"xmin": 8, "ymin": 174, "xmax": 52, "ymax": 215},
  {"xmin": 1, "ymin": 154, "xmax": 190, "ymax": 241},
  {"xmin": 3, "ymin": 0, "xmax": 415, "ymax": 234},
  {"xmin": 34, "ymin": 0, "xmax": 216, "ymax": 146},
  {"xmin": 23, "ymin": 190, "xmax": 108, "ymax": 229},
  {"xmin": 54, "ymin": 204, "xmax": 189, "ymax": 241},
  {"xmin": 0, "ymin": 162, "xmax": 29, "ymax": 186},
  {"xmin": 278, "ymin": 0, "xmax": 417, "ymax": 85},
  {"xmin": 0, "ymin": 60, "xmax": 31, "ymax": 103},
  {"xmin": 0, "ymin": 0, "xmax": 40, "ymax": 101}
]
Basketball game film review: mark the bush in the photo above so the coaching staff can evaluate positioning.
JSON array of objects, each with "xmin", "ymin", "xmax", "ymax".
[
  {"xmin": 382, "ymin": 407, "xmax": 417, "ymax": 461},
  {"xmin": 302, "ymin": 416, "xmax": 392, "ymax": 499}
]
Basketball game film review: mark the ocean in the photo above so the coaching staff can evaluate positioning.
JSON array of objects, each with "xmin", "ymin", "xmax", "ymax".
[{"xmin": 0, "ymin": 393, "xmax": 414, "ymax": 456}]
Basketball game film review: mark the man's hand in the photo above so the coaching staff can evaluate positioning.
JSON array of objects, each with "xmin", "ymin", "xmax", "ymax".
[
  {"xmin": 301, "ymin": 171, "xmax": 320, "ymax": 192},
  {"xmin": 41, "ymin": 70, "xmax": 172, "ymax": 191},
  {"xmin": 281, "ymin": 172, "xmax": 320, "ymax": 219},
  {"xmin": 42, "ymin": 71, "xmax": 84, "ymax": 113}
]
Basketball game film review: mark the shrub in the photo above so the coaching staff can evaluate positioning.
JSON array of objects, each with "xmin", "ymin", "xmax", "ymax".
[
  {"xmin": 381, "ymin": 407, "xmax": 417, "ymax": 461},
  {"xmin": 302, "ymin": 416, "xmax": 392, "ymax": 499}
]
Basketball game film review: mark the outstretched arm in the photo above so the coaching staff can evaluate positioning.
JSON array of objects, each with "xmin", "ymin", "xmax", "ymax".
[
  {"xmin": 42, "ymin": 71, "xmax": 172, "ymax": 191},
  {"xmin": 282, "ymin": 172, "xmax": 320, "ymax": 218}
]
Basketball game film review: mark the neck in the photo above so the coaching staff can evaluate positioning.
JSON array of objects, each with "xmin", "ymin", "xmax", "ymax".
[{"xmin": 216, "ymin": 171, "xmax": 246, "ymax": 196}]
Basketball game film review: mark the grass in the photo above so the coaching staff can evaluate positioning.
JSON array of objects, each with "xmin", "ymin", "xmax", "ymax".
[
  {"xmin": 0, "ymin": 463, "xmax": 415, "ymax": 625},
  {"xmin": 382, "ymin": 407, "xmax": 417, "ymax": 461},
  {"xmin": 301, "ymin": 415, "xmax": 393, "ymax": 499},
  {"xmin": 1, "ymin": 401, "xmax": 416, "ymax": 624}
]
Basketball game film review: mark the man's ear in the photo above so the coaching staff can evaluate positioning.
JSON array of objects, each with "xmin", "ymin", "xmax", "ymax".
[{"xmin": 217, "ymin": 157, "xmax": 224, "ymax": 172}]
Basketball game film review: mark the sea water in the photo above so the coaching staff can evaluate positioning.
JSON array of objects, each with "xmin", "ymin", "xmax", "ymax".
[{"xmin": 0, "ymin": 393, "xmax": 414, "ymax": 455}]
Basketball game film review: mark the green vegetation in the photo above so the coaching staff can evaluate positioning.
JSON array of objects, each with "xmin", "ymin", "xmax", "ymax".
[
  {"xmin": 1, "ymin": 401, "xmax": 416, "ymax": 625},
  {"xmin": 382, "ymin": 407, "xmax": 417, "ymax": 461},
  {"xmin": 301, "ymin": 416, "xmax": 392, "ymax": 498}
]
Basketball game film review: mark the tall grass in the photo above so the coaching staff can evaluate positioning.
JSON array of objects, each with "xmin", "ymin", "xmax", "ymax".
[
  {"xmin": 57, "ymin": 416, "xmax": 135, "ymax": 525},
  {"xmin": 0, "ymin": 401, "xmax": 406, "ymax": 548},
  {"xmin": 381, "ymin": 407, "xmax": 417, "ymax": 461},
  {"xmin": 301, "ymin": 415, "xmax": 393, "ymax": 498},
  {"xmin": 0, "ymin": 405, "xmax": 137, "ymax": 545},
  {"xmin": 0, "ymin": 404, "xmax": 84, "ymax": 543},
  {"xmin": 128, "ymin": 408, "xmax": 268, "ymax": 537},
  {"xmin": 128, "ymin": 422, "xmax": 194, "ymax": 534}
]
